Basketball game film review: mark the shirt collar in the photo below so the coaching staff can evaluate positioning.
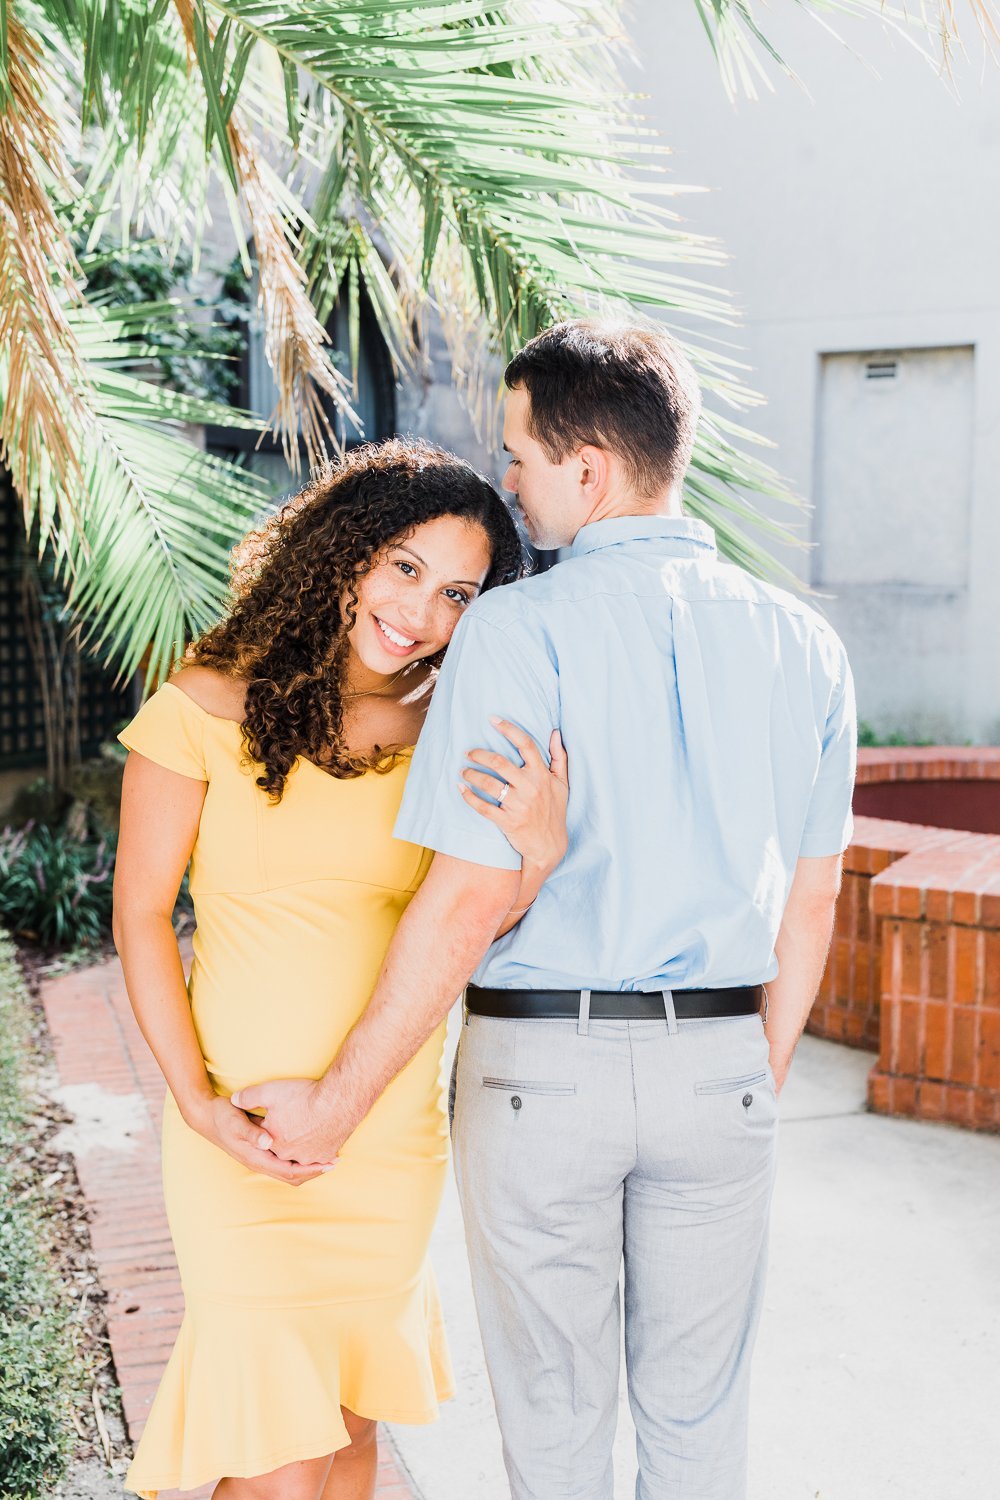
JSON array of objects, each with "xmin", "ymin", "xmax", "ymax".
[{"xmin": 567, "ymin": 513, "xmax": 717, "ymax": 560}]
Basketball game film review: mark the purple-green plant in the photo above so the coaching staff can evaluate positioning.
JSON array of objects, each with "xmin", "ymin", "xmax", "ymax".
[{"xmin": 0, "ymin": 823, "xmax": 115, "ymax": 950}]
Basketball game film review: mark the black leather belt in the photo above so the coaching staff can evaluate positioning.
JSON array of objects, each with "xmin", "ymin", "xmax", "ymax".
[{"xmin": 465, "ymin": 984, "xmax": 764, "ymax": 1021}]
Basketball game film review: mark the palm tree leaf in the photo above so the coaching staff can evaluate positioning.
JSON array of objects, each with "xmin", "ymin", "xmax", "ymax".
[
  {"xmin": 0, "ymin": 8, "xmax": 87, "ymax": 538},
  {"xmin": 32, "ymin": 0, "xmax": 836, "ymax": 576},
  {"xmin": 192, "ymin": 0, "xmax": 809, "ymax": 574},
  {"xmin": 11, "ymin": 0, "xmax": 979, "ymax": 632},
  {"xmin": 690, "ymin": 0, "xmax": 948, "ymax": 98},
  {"xmin": 2, "ymin": 283, "xmax": 272, "ymax": 686},
  {"xmin": 69, "ymin": 297, "xmax": 270, "ymax": 615}
]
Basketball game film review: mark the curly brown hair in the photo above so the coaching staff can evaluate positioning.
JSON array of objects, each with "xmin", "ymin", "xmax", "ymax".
[{"xmin": 189, "ymin": 438, "xmax": 525, "ymax": 799}]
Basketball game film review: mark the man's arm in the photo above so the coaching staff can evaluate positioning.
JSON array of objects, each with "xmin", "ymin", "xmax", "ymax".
[
  {"xmin": 234, "ymin": 853, "xmax": 519, "ymax": 1160},
  {"xmin": 765, "ymin": 852, "xmax": 843, "ymax": 1093}
]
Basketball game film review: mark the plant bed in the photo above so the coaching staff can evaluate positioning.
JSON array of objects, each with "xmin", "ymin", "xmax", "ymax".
[
  {"xmin": 0, "ymin": 756, "xmax": 192, "ymax": 962},
  {"xmin": 0, "ymin": 825, "xmax": 116, "ymax": 952},
  {"xmin": 0, "ymin": 933, "xmax": 127, "ymax": 1498}
]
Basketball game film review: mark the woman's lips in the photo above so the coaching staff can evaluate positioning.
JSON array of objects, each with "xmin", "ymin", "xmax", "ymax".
[{"xmin": 374, "ymin": 615, "xmax": 420, "ymax": 656}]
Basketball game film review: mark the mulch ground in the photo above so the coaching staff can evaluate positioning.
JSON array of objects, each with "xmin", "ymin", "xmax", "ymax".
[{"xmin": 31, "ymin": 943, "xmax": 418, "ymax": 1500}]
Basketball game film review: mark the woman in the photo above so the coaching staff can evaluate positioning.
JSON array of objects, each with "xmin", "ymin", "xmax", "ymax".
[{"xmin": 112, "ymin": 439, "xmax": 569, "ymax": 1500}]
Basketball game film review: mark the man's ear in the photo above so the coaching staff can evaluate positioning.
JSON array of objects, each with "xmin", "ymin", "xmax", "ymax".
[{"xmin": 578, "ymin": 443, "xmax": 610, "ymax": 496}]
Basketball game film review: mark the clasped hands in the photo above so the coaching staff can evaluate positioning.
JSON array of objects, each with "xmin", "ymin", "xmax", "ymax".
[
  {"xmin": 196, "ymin": 717, "xmax": 567, "ymax": 1185},
  {"xmin": 194, "ymin": 1078, "xmax": 346, "ymax": 1187}
]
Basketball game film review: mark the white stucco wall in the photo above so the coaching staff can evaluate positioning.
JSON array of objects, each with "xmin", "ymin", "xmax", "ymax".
[{"xmin": 621, "ymin": 4, "xmax": 1000, "ymax": 742}]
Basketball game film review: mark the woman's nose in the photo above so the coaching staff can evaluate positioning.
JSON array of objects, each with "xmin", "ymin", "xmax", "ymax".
[{"xmin": 397, "ymin": 593, "xmax": 435, "ymax": 633}]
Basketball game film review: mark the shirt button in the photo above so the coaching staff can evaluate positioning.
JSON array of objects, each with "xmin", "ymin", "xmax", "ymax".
[
  {"xmin": 511, "ymin": 1095, "xmax": 522, "ymax": 1111},
  {"xmin": 742, "ymin": 1093, "xmax": 753, "ymax": 1109}
]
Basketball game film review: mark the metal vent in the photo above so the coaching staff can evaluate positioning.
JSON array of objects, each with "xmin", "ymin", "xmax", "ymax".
[{"xmin": 865, "ymin": 359, "xmax": 898, "ymax": 381}]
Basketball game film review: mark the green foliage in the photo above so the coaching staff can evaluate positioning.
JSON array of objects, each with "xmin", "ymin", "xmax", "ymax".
[
  {"xmin": 9, "ymin": 753, "xmax": 125, "ymax": 843},
  {"xmin": 80, "ymin": 238, "xmax": 245, "ymax": 404},
  {"xmin": 0, "ymin": 1231, "xmax": 77, "ymax": 1499},
  {"xmin": 857, "ymin": 721, "xmax": 935, "ymax": 748},
  {"xmin": 3, "ymin": 0, "xmax": 937, "ymax": 685},
  {"xmin": 5, "ymin": 0, "xmax": 821, "ymax": 695},
  {"xmin": 0, "ymin": 933, "xmax": 82, "ymax": 1498},
  {"xmin": 56, "ymin": 301, "xmax": 271, "ymax": 686},
  {"xmin": 3, "ymin": 750, "xmax": 194, "ymax": 955},
  {"xmin": 64, "ymin": 751, "xmax": 128, "ymax": 841},
  {"xmin": 0, "ymin": 824, "xmax": 116, "ymax": 950}
]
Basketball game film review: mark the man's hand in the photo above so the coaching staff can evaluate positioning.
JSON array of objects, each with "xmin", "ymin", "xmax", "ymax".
[
  {"xmin": 765, "ymin": 852, "xmax": 842, "ymax": 1091},
  {"xmin": 230, "ymin": 858, "xmax": 518, "ymax": 1173},
  {"xmin": 769, "ymin": 1056, "xmax": 792, "ymax": 1096},
  {"xmin": 230, "ymin": 1079, "xmax": 346, "ymax": 1165},
  {"xmin": 186, "ymin": 1094, "xmax": 332, "ymax": 1185}
]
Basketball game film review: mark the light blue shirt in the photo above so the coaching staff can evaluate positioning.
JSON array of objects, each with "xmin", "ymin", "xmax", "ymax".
[{"xmin": 394, "ymin": 515, "xmax": 856, "ymax": 991}]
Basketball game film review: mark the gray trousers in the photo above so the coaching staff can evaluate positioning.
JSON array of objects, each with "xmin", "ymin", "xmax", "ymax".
[{"xmin": 452, "ymin": 1005, "xmax": 778, "ymax": 1500}]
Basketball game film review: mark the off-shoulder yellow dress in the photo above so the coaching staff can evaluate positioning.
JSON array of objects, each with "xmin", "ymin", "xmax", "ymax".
[{"xmin": 118, "ymin": 683, "xmax": 453, "ymax": 1498}]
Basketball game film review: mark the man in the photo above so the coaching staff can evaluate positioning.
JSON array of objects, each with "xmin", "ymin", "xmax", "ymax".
[{"xmin": 241, "ymin": 320, "xmax": 856, "ymax": 1498}]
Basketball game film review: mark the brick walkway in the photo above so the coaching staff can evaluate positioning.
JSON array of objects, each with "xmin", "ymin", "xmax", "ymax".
[{"xmin": 41, "ymin": 949, "xmax": 417, "ymax": 1500}]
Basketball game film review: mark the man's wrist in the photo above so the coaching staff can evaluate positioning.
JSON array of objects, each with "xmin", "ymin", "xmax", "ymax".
[
  {"xmin": 315, "ymin": 1064, "xmax": 364, "ymax": 1129},
  {"xmin": 315, "ymin": 1065, "xmax": 341, "ymax": 1110}
]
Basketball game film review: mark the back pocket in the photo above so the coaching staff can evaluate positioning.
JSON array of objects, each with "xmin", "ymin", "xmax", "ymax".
[
  {"xmin": 694, "ymin": 1070, "xmax": 767, "ymax": 1097},
  {"xmin": 482, "ymin": 1077, "xmax": 576, "ymax": 1096}
]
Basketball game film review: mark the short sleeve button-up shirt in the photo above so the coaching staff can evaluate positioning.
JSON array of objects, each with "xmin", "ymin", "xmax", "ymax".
[{"xmin": 394, "ymin": 514, "xmax": 856, "ymax": 991}]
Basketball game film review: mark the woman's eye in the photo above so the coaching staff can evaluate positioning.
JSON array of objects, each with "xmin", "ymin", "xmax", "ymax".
[
  {"xmin": 444, "ymin": 588, "xmax": 470, "ymax": 606},
  {"xmin": 396, "ymin": 560, "xmax": 417, "ymax": 577}
]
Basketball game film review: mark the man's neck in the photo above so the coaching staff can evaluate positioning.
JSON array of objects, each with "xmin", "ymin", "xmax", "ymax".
[{"xmin": 579, "ymin": 491, "xmax": 683, "ymax": 528}]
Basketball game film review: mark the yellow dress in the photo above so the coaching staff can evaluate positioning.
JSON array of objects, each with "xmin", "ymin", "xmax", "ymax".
[{"xmin": 118, "ymin": 683, "xmax": 453, "ymax": 1498}]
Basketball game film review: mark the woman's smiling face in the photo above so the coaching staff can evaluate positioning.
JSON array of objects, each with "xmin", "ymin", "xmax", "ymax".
[{"xmin": 346, "ymin": 514, "xmax": 493, "ymax": 678}]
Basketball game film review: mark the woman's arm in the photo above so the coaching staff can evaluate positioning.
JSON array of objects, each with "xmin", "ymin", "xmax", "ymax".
[
  {"xmin": 114, "ymin": 752, "xmax": 215, "ymax": 1120},
  {"xmin": 113, "ymin": 752, "xmax": 327, "ymax": 1183},
  {"xmin": 494, "ymin": 860, "xmax": 550, "ymax": 939},
  {"xmin": 460, "ymin": 718, "xmax": 569, "ymax": 937}
]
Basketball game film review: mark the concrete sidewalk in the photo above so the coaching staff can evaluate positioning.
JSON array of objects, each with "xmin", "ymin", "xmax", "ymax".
[
  {"xmin": 390, "ymin": 1023, "xmax": 1000, "ymax": 1500},
  {"xmin": 40, "ymin": 951, "xmax": 1000, "ymax": 1500}
]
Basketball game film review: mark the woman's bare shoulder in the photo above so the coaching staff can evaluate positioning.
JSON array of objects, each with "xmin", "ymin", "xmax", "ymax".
[{"xmin": 168, "ymin": 666, "xmax": 247, "ymax": 722}]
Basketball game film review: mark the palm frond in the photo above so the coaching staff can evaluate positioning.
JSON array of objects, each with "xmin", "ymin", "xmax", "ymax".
[
  {"xmin": 0, "ymin": 278, "xmax": 273, "ymax": 685},
  {"xmin": 57, "ymin": 301, "xmax": 272, "ymax": 686},
  {"xmin": 10, "ymin": 0, "xmax": 986, "ymax": 625},
  {"xmin": 171, "ymin": 0, "xmax": 358, "ymax": 466},
  {"xmin": 687, "ymin": 0, "xmax": 1000, "ymax": 95},
  {"xmin": 194, "ymin": 0, "xmax": 798, "ymax": 570},
  {"xmin": 0, "ymin": 10, "xmax": 85, "ymax": 539},
  {"xmin": 932, "ymin": 0, "xmax": 1000, "ymax": 62}
]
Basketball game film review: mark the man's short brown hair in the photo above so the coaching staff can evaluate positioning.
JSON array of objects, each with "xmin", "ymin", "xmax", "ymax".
[{"xmin": 504, "ymin": 319, "xmax": 701, "ymax": 498}]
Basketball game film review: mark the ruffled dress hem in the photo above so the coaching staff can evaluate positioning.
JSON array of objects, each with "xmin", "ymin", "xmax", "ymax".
[
  {"xmin": 126, "ymin": 1387, "xmax": 455, "ymax": 1500},
  {"xmin": 123, "ymin": 1283, "xmax": 454, "ymax": 1499}
]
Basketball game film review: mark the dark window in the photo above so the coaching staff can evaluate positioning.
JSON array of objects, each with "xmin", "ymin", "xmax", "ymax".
[
  {"xmin": 0, "ymin": 474, "xmax": 131, "ymax": 772},
  {"xmin": 206, "ymin": 280, "xmax": 396, "ymax": 500}
]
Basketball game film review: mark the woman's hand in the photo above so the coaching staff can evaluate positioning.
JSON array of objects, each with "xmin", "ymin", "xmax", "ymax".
[
  {"xmin": 461, "ymin": 717, "xmax": 569, "ymax": 876},
  {"xmin": 186, "ymin": 1094, "xmax": 333, "ymax": 1186}
]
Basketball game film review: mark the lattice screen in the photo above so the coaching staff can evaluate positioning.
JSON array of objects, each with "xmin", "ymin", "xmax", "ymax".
[{"xmin": 0, "ymin": 475, "xmax": 132, "ymax": 770}]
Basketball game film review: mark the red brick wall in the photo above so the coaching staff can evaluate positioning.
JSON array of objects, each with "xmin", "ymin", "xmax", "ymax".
[
  {"xmin": 808, "ymin": 817, "xmax": 947, "ymax": 1051},
  {"xmin": 866, "ymin": 831, "xmax": 1000, "ymax": 1131},
  {"xmin": 855, "ymin": 747, "xmax": 1000, "ymax": 788},
  {"xmin": 807, "ymin": 749, "xmax": 1000, "ymax": 1131}
]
